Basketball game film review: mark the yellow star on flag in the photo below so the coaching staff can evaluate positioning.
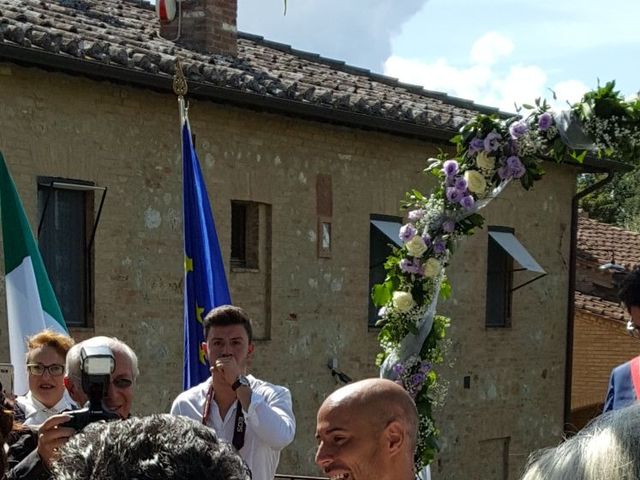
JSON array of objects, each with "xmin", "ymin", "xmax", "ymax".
[
  {"xmin": 196, "ymin": 305, "xmax": 204, "ymax": 324},
  {"xmin": 184, "ymin": 256, "xmax": 193, "ymax": 273}
]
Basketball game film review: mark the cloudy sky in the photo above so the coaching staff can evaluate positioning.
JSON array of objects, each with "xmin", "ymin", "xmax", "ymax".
[{"xmin": 238, "ymin": 0, "xmax": 639, "ymax": 112}]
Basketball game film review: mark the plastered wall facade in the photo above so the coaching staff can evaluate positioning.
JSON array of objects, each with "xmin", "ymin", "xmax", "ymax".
[{"xmin": 0, "ymin": 63, "xmax": 576, "ymax": 479}]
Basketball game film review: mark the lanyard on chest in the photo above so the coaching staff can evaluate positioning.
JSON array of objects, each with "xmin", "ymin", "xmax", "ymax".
[{"xmin": 202, "ymin": 382, "xmax": 246, "ymax": 451}]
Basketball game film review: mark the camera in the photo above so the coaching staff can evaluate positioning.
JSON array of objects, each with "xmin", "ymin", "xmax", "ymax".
[{"xmin": 65, "ymin": 345, "xmax": 120, "ymax": 431}]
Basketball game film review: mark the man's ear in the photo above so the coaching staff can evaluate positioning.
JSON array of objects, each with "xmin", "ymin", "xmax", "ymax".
[
  {"xmin": 384, "ymin": 420, "xmax": 405, "ymax": 457},
  {"xmin": 201, "ymin": 341, "xmax": 208, "ymax": 358},
  {"xmin": 247, "ymin": 343, "xmax": 255, "ymax": 356}
]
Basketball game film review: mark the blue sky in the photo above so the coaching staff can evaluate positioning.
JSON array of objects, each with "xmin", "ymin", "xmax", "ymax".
[{"xmin": 238, "ymin": 0, "xmax": 639, "ymax": 112}]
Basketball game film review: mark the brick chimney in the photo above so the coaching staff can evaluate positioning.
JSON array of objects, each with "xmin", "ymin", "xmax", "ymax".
[{"xmin": 160, "ymin": 0, "xmax": 238, "ymax": 56}]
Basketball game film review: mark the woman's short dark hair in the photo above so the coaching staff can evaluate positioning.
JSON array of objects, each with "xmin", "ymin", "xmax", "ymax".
[{"xmin": 203, "ymin": 305, "xmax": 253, "ymax": 343}]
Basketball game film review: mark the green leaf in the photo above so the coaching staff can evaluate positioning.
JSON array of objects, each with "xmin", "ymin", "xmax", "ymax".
[{"xmin": 372, "ymin": 282, "xmax": 392, "ymax": 307}]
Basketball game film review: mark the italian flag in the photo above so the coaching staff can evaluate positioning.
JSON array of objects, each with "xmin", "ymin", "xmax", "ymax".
[{"xmin": 0, "ymin": 153, "xmax": 67, "ymax": 395}]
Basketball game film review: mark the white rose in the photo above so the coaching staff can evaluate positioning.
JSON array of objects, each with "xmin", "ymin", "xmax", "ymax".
[
  {"xmin": 423, "ymin": 258, "xmax": 440, "ymax": 278},
  {"xmin": 476, "ymin": 152, "xmax": 495, "ymax": 171},
  {"xmin": 392, "ymin": 291, "xmax": 415, "ymax": 313},
  {"xmin": 405, "ymin": 235, "xmax": 427, "ymax": 257},
  {"xmin": 464, "ymin": 170, "xmax": 487, "ymax": 195}
]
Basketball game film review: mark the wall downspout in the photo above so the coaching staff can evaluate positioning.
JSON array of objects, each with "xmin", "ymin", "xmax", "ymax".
[{"xmin": 564, "ymin": 169, "xmax": 615, "ymax": 430}]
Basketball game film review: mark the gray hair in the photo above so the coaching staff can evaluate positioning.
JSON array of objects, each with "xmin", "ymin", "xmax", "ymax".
[
  {"xmin": 65, "ymin": 336, "xmax": 139, "ymax": 386},
  {"xmin": 52, "ymin": 414, "xmax": 251, "ymax": 480},
  {"xmin": 521, "ymin": 403, "xmax": 640, "ymax": 480}
]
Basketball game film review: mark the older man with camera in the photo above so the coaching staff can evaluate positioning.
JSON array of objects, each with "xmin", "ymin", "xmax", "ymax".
[{"xmin": 7, "ymin": 336, "xmax": 138, "ymax": 480}]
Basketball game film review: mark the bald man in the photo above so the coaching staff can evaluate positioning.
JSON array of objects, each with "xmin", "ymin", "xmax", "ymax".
[{"xmin": 315, "ymin": 378, "xmax": 417, "ymax": 480}]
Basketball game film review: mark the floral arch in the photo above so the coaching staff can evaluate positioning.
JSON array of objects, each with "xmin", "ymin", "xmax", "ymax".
[{"xmin": 372, "ymin": 81, "xmax": 640, "ymax": 470}]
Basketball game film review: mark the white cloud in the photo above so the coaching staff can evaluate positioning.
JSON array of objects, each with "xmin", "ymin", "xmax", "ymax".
[
  {"xmin": 469, "ymin": 32, "xmax": 514, "ymax": 66},
  {"xmin": 384, "ymin": 32, "xmax": 588, "ymax": 112}
]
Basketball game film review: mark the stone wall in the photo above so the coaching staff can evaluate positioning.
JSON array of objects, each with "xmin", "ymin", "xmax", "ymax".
[{"xmin": 0, "ymin": 63, "xmax": 576, "ymax": 479}]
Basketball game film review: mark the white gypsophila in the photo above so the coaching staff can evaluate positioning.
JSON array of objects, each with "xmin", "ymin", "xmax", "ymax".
[
  {"xmin": 428, "ymin": 378, "xmax": 450, "ymax": 408},
  {"xmin": 516, "ymin": 129, "xmax": 546, "ymax": 158},
  {"xmin": 420, "ymin": 197, "xmax": 446, "ymax": 235}
]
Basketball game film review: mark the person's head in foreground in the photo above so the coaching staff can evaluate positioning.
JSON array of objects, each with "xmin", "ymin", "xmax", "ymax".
[
  {"xmin": 52, "ymin": 414, "xmax": 252, "ymax": 480},
  {"xmin": 315, "ymin": 378, "xmax": 418, "ymax": 480},
  {"xmin": 521, "ymin": 403, "xmax": 640, "ymax": 480}
]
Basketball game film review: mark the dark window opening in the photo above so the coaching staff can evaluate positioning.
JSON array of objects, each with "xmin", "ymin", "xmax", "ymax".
[
  {"xmin": 485, "ymin": 226, "xmax": 514, "ymax": 328},
  {"xmin": 38, "ymin": 178, "xmax": 94, "ymax": 328},
  {"xmin": 368, "ymin": 214, "xmax": 402, "ymax": 328},
  {"xmin": 231, "ymin": 201, "xmax": 259, "ymax": 269}
]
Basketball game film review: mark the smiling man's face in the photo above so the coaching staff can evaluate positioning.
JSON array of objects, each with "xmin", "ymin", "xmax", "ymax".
[{"xmin": 315, "ymin": 399, "xmax": 386, "ymax": 480}]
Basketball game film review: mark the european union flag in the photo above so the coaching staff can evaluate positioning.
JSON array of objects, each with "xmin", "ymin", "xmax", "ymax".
[{"xmin": 182, "ymin": 117, "xmax": 231, "ymax": 390}]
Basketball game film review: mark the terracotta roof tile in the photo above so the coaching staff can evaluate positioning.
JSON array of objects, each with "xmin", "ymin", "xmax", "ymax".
[
  {"xmin": 575, "ymin": 291, "xmax": 629, "ymax": 323},
  {"xmin": 0, "ymin": 0, "xmax": 502, "ymax": 131},
  {"xmin": 577, "ymin": 216, "xmax": 640, "ymax": 271}
]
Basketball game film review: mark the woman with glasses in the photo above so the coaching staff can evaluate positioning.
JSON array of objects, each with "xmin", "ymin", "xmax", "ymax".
[{"xmin": 13, "ymin": 330, "xmax": 76, "ymax": 427}]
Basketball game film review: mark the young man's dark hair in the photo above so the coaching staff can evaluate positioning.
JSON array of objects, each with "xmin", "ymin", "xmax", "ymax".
[
  {"xmin": 52, "ymin": 414, "xmax": 251, "ymax": 480},
  {"xmin": 203, "ymin": 305, "xmax": 253, "ymax": 343},
  {"xmin": 619, "ymin": 267, "xmax": 640, "ymax": 310}
]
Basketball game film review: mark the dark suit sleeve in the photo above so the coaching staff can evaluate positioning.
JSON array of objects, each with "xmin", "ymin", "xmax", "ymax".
[
  {"xmin": 603, "ymin": 368, "xmax": 616, "ymax": 413},
  {"xmin": 6, "ymin": 431, "xmax": 51, "ymax": 480}
]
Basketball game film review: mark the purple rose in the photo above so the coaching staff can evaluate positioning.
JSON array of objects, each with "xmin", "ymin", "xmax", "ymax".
[
  {"xmin": 512, "ymin": 162, "xmax": 526, "ymax": 179},
  {"xmin": 400, "ymin": 258, "xmax": 422, "ymax": 275},
  {"xmin": 422, "ymin": 234, "xmax": 432, "ymax": 247},
  {"xmin": 509, "ymin": 121, "xmax": 528, "ymax": 139},
  {"xmin": 454, "ymin": 176, "xmax": 468, "ymax": 192},
  {"xmin": 442, "ymin": 159, "xmax": 459, "ymax": 177},
  {"xmin": 469, "ymin": 138, "xmax": 485, "ymax": 153},
  {"xmin": 442, "ymin": 219, "xmax": 456, "ymax": 233},
  {"xmin": 506, "ymin": 155, "xmax": 522, "ymax": 169},
  {"xmin": 497, "ymin": 165, "xmax": 511, "ymax": 180},
  {"xmin": 433, "ymin": 238, "xmax": 447, "ymax": 255},
  {"xmin": 446, "ymin": 187, "xmax": 462, "ymax": 203},
  {"xmin": 392, "ymin": 363, "xmax": 405, "ymax": 376},
  {"xmin": 538, "ymin": 112, "xmax": 553, "ymax": 131},
  {"xmin": 484, "ymin": 131, "xmax": 502, "ymax": 152},
  {"xmin": 399, "ymin": 223, "xmax": 417, "ymax": 242},
  {"xmin": 419, "ymin": 361, "xmax": 432, "ymax": 373},
  {"xmin": 460, "ymin": 195, "xmax": 475, "ymax": 210},
  {"xmin": 410, "ymin": 372, "xmax": 426, "ymax": 387},
  {"xmin": 408, "ymin": 209, "xmax": 425, "ymax": 222}
]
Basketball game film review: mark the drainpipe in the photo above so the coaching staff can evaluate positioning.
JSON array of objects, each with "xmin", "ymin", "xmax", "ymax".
[{"xmin": 564, "ymin": 169, "xmax": 615, "ymax": 430}]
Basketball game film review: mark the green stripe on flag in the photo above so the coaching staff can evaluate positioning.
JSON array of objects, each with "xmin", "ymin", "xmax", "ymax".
[{"xmin": 0, "ymin": 152, "xmax": 66, "ymax": 330}]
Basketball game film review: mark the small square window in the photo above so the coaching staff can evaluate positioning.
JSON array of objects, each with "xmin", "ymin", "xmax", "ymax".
[{"xmin": 231, "ymin": 201, "xmax": 259, "ymax": 270}]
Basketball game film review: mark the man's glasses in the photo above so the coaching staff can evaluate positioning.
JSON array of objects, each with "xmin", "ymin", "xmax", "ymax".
[
  {"xmin": 627, "ymin": 320, "xmax": 640, "ymax": 339},
  {"xmin": 27, "ymin": 363, "xmax": 65, "ymax": 376}
]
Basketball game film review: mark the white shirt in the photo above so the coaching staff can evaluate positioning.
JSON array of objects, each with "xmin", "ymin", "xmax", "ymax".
[
  {"xmin": 16, "ymin": 390, "xmax": 78, "ymax": 427},
  {"xmin": 170, "ymin": 375, "xmax": 296, "ymax": 480}
]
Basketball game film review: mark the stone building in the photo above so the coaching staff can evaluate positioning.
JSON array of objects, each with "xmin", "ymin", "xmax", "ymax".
[
  {"xmin": 0, "ymin": 0, "xmax": 626, "ymax": 477},
  {"xmin": 571, "ymin": 215, "xmax": 640, "ymax": 429}
]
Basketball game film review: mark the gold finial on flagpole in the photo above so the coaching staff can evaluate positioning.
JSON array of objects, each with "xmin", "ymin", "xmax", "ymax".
[
  {"xmin": 173, "ymin": 57, "xmax": 189, "ymax": 125},
  {"xmin": 173, "ymin": 57, "xmax": 188, "ymax": 97}
]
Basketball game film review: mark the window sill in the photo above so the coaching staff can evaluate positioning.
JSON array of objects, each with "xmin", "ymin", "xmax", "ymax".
[{"xmin": 231, "ymin": 267, "xmax": 260, "ymax": 273}]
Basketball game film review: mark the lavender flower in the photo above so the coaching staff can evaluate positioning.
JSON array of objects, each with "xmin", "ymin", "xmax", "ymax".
[
  {"xmin": 433, "ymin": 238, "xmax": 447, "ymax": 255},
  {"xmin": 399, "ymin": 223, "xmax": 417, "ymax": 242},
  {"xmin": 454, "ymin": 176, "xmax": 468, "ymax": 192},
  {"xmin": 497, "ymin": 165, "xmax": 511, "ymax": 180},
  {"xmin": 506, "ymin": 155, "xmax": 522, "ymax": 169},
  {"xmin": 484, "ymin": 131, "xmax": 502, "ymax": 152},
  {"xmin": 469, "ymin": 138, "xmax": 485, "ymax": 153},
  {"xmin": 460, "ymin": 195, "xmax": 475, "ymax": 210},
  {"xmin": 509, "ymin": 121, "xmax": 528, "ymax": 139},
  {"xmin": 408, "ymin": 209, "xmax": 426, "ymax": 222},
  {"xmin": 442, "ymin": 219, "xmax": 456, "ymax": 233},
  {"xmin": 446, "ymin": 187, "xmax": 462, "ymax": 203},
  {"xmin": 419, "ymin": 361, "xmax": 432, "ymax": 373},
  {"xmin": 422, "ymin": 234, "xmax": 432, "ymax": 247},
  {"xmin": 538, "ymin": 112, "xmax": 553, "ymax": 131},
  {"xmin": 410, "ymin": 372, "xmax": 426, "ymax": 387},
  {"xmin": 400, "ymin": 258, "xmax": 422, "ymax": 275},
  {"xmin": 392, "ymin": 363, "xmax": 405, "ymax": 376},
  {"xmin": 442, "ymin": 159, "xmax": 459, "ymax": 177}
]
